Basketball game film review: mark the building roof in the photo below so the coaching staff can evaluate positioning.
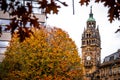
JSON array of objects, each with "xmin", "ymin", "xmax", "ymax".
[
  {"xmin": 87, "ymin": 17, "xmax": 95, "ymax": 22},
  {"xmin": 87, "ymin": 6, "xmax": 95, "ymax": 22},
  {"xmin": 103, "ymin": 49, "xmax": 120, "ymax": 62},
  {"xmin": 100, "ymin": 49, "xmax": 120, "ymax": 67}
]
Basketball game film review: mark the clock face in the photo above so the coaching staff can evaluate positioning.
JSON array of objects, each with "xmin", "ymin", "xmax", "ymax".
[{"xmin": 86, "ymin": 56, "xmax": 91, "ymax": 60}]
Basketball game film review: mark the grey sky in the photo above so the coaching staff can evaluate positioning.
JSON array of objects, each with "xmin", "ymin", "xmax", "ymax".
[{"xmin": 46, "ymin": 0, "xmax": 120, "ymax": 61}]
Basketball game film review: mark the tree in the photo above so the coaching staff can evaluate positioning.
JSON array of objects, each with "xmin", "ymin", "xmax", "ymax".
[
  {"xmin": 0, "ymin": 0, "xmax": 120, "ymax": 41},
  {"xmin": 0, "ymin": 27, "xmax": 83, "ymax": 80}
]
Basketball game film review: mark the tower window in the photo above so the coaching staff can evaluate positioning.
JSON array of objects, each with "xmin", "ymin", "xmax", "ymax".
[
  {"xmin": 88, "ymin": 22, "xmax": 91, "ymax": 25},
  {"xmin": 89, "ymin": 40, "xmax": 91, "ymax": 44},
  {"xmin": 88, "ymin": 34, "xmax": 91, "ymax": 38},
  {"xmin": 87, "ymin": 40, "xmax": 89, "ymax": 45},
  {"xmin": 87, "ymin": 34, "xmax": 89, "ymax": 38},
  {"xmin": 89, "ymin": 25, "xmax": 91, "ymax": 27},
  {"xmin": 92, "ymin": 22, "xmax": 94, "ymax": 25},
  {"xmin": 82, "ymin": 41, "xmax": 85, "ymax": 45},
  {"xmin": 92, "ymin": 40, "xmax": 95, "ymax": 44},
  {"xmin": 87, "ymin": 40, "xmax": 88, "ymax": 45},
  {"xmin": 86, "ymin": 33, "xmax": 91, "ymax": 38}
]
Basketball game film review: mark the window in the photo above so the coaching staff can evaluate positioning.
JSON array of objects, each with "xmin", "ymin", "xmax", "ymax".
[
  {"xmin": 88, "ymin": 34, "xmax": 91, "ymax": 38},
  {"xmin": 82, "ymin": 41, "xmax": 85, "ymax": 45},
  {"xmin": 0, "ymin": 20, "xmax": 10, "ymax": 25},
  {"xmin": 104, "ymin": 57, "xmax": 110, "ymax": 62},
  {"xmin": 32, "ymin": 1, "xmax": 39, "ymax": 8},
  {"xmin": 0, "ymin": 41, "xmax": 9, "ymax": 47},
  {"xmin": 114, "ymin": 54, "xmax": 117, "ymax": 60},
  {"xmin": 110, "ymin": 56, "xmax": 114, "ymax": 61},
  {"xmin": 92, "ymin": 39, "xmax": 95, "ymax": 44},
  {"xmin": 89, "ymin": 22, "xmax": 91, "ymax": 25},
  {"xmin": 0, "ymin": 19, "xmax": 11, "ymax": 32},
  {"xmin": 86, "ymin": 33, "xmax": 91, "ymax": 38},
  {"xmin": 24, "ymin": 0, "xmax": 43, "ymax": 14},
  {"xmin": 32, "ymin": 7, "xmax": 42, "ymax": 13},
  {"xmin": 24, "ymin": 0, "xmax": 32, "ymax": 6},
  {"xmin": 87, "ymin": 34, "xmax": 89, "ymax": 38},
  {"xmin": 109, "ymin": 68, "xmax": 112, "ymax": 75},
  {"xmin": 93, "ymin": 32, "xmax": 96, "ymax": 37},
  {"xmin": 113, "ymin": 67, "xmax": 117, "ymax": 74},
  {"xmin": 87, "ymin": 40, "xmax": 89, "ymax": 45},
  {"xmin": 0, "ymin": 48, "xmax": 7, "ymax": 54}
]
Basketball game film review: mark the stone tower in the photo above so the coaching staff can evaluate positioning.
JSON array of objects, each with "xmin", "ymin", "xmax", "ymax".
[{"xmin": 81, "ymin": 6, "xmax": 101, "ymax": 80}]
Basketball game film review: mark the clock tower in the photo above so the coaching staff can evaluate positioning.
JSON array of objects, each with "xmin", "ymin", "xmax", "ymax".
[{"xmin": 81, "ymin": 6, "xmax": 101, "ymax": 80}]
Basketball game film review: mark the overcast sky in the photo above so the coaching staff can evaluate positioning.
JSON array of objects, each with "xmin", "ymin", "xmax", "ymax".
[{"xmin": 46, "ymin": 0, "xmax": 120, "ymax": 61}]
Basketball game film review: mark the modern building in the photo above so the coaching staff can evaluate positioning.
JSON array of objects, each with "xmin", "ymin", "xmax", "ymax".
[
  {"xmin": 81, "ymin": 7, "xmax": 120, "ymax": 80},
  {"xmin": 0, "ymin": 31, "xmax": 11, "ymax": 62},
  {"xmin": 0, "ymin": 0, "xmax": 46, "ymax": 62}
]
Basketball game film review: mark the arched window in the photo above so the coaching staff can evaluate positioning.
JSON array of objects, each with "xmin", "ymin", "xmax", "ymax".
[
  {"xmin": 89, "ymin": 22, "xmax": 91, "ymax": 25},
  {"xmin": 89, "ymin": 40, "xmax": 91, "ymax": 44},
  {"xmin": 89, "ymin": 34, "xmax": 91, "ymax": 37},
  {"xmin": 87, "ymin": 40, "xmax": 89, "ymax": 45},
  {"xmin": 87, "ymin": 34, "xmax": 88, "ymax": 38},
  {"xmin": 82, "ymin": 41, "xmax": 85, "ymax": 45}
]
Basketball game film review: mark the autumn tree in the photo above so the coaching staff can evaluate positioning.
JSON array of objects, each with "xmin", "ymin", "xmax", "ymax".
[{"xmin": 0, "ymin": 27, "xmax": 83, "ymax": 80}]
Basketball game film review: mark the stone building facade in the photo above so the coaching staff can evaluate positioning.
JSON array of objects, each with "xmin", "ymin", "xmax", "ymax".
[
  {"xmin": 81, "ymin": 7, "xmax": 120, "ymax": 80},
  {"xmin": 81, "ymin": 6, "xmax": 101, "ymax": 80},
  {"xmin": 93, "ymin": 49, "xmax": 120, "ymax": 80}
]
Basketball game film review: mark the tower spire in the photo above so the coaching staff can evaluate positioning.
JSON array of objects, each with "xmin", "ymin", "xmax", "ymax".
[
  {"xmin": 89, "ymin": 6, "xmax": 93, "ymax": 18},
  {"xmin": 90, "ymin": 6, "xmax": 92, "ymax": 14},
  {"xmin": 87, "ymin": 6, "xmax": 95, "ymax": 21}
]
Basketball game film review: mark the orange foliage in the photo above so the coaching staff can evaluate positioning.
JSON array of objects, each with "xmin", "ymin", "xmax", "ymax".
[{"xmin": 0, "ymin": 27, "xmax": 83, "ymax": 80}]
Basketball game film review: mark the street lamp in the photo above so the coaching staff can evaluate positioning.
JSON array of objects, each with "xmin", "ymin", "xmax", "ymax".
[{"xmin": 72, "ymin": 0, "xmax": 75, "ymax": 15}]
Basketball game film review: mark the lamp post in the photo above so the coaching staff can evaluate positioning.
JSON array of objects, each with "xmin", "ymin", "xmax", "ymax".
[{"xmin": 72, "ymin": 0, "xmax": 75, "ymax": 15}]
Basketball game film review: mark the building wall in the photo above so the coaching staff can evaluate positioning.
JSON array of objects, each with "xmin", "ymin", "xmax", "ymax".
[
  {"xmin": 0, "ymin": 0, "xmax": 46, "ymax": 62},
  {"xmin": 92, "ymin": 49, "xmax": 120, "ymax": 80},
  {"xmin": 0, "ymin": 32, "xmax": 11, "ymax": 62}
]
